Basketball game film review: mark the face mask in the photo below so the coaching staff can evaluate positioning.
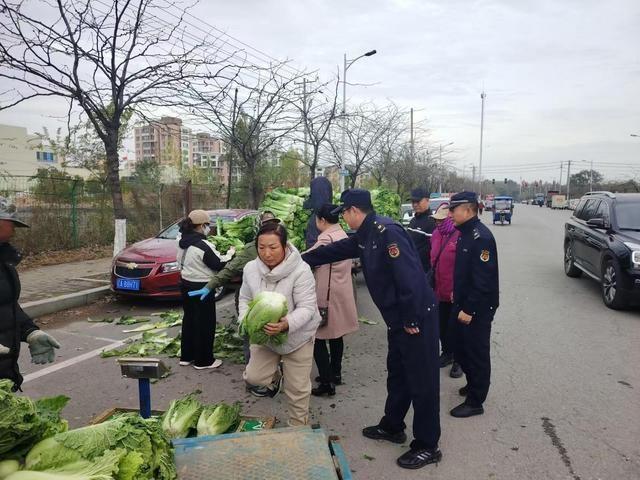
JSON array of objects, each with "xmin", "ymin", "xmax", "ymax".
[{"xmin": 202, "ymin": 225, "xmax": 211, "ymax": 236}]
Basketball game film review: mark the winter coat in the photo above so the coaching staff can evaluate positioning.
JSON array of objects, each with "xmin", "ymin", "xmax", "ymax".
[
  {"xmin": 429, "ymin": 228, "xmax": 460, "ymax": 303},
  {"xmin": 0, "ymin": 243, "xmax": 39, "ymax": 389},
  {"xmin": 177, "ymin": 231, "xmax": 227, "ymax": 283},
  {"xmin": 239, "ymin": 243, "xmax": 321, "ymax": 355},
  {"xmin": 303, "ymin": 177, "xmax": 333, "ymax": 249},
  {"xmin": 305, "ymin": 225, "xmax": 358, "ymax": 340}
]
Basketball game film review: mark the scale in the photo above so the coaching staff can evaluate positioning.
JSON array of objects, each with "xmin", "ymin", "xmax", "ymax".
[{"xmin": 116, "ymin": 357, "xmax": 168, "ymax": 418}]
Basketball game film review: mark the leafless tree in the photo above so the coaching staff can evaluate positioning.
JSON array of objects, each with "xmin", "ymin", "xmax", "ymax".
[
  {"xmin": 0, "ymin": 0, "xmax": 241, "ymax": 250},
  {"xmin": 369, "ymin": 103, "xmax": 410, "ymax": 187},
  {"xmin": 188, "ymin": 62, "xmax": 305, "ymax": 208}
]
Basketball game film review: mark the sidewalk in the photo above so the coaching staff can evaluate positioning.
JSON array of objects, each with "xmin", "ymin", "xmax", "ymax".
[{"xmin": 19, "ymin": 257, "xmax": 113, "ymax": 307}]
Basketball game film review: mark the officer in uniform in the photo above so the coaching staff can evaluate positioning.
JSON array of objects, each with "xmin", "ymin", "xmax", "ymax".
[
  {"xmin": 302, "ymin": 189, "xmax": 441, "ymax": 469},
  {"xmin": 407, "ymin": 187, "xmax": 435, "ymax": 273},
  {"xmin": 448, "ymin": 191, "xmax": 499, "ymax": 418}
]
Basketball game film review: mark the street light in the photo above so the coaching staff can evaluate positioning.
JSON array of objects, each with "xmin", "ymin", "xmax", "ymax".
[{"xmin": 340, "ymin": 49, "xmax": 377, "ymax": 191}]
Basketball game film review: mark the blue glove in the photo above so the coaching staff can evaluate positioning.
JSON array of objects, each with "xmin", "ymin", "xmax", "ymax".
[{"xmin": 188, "ymin": 287, "xmax": 211, "ymax": 300}]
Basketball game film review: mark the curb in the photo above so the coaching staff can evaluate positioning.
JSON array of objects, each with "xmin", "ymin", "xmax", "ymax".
[{"xmin": 23, "ymin": 285, "xmax": 111, "ymax": 318}]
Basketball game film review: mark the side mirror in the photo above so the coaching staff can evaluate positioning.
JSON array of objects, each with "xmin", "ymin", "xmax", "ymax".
[{"xmin": 586, "ymin": 218, "xmax": 605, "ymax": 229}]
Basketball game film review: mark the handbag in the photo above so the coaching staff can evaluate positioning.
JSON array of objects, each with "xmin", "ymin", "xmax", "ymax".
[
  {"xmin": 317, "ymin": 235, "xmax": 334, "ymax": 328},
  {"xmin": 428, "ymin": 232, "xmax": 454, "ymax": 288}
]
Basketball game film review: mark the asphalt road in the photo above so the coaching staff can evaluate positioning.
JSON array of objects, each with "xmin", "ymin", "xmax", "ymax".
[{"xmin": 17, "ymin": 205, "xmax": 640, "ymax": 479}]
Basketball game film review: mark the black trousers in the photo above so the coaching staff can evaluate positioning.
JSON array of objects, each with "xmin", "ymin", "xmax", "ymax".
[
  {"xmin": 379, "ymin": 316, "xmax": 441, "ymax": 450},
  {"xmin": 313, "ymin": 337, "xmax": 344, "ymax": 383},
  {"xmin": 439, "ymin": 301, "xmax": 454, "ymax": 356},
  {"xmin": 180, "ymin": 280, "xmax": 217, "ymax": 367},
  {"xmin": 452, "ymin": 310, "xmax": 493, "ymax": 407}
]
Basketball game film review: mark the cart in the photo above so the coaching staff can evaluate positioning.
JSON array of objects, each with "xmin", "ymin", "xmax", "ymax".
[{"xmin": 173, "ymin": 426, "xmax": 352, "ymax": 480}]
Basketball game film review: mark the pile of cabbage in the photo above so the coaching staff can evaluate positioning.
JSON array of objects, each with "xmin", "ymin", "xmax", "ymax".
[
  {"xmin": 161, "ymin": 393, "xmax": 241, "ymax": 439},
  {"xmin": 240, "ymin": 291, "xmax": 289, "ymax": 346},
  {"xmin": 258, "ymin": 188, "xmax": 311, "ymax": 251}
]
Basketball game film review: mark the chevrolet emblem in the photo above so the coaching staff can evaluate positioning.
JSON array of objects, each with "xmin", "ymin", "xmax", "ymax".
[{"xmin": 126, "ymin": 262, "xmax": 138, "ymax": 270}]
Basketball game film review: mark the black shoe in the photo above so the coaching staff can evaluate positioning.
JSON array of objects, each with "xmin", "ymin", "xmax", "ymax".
[
  {"xmin": 312, "ymin": 383, "xmax": 336, "ymax": 397},
  {"xmin": 315, "ymin": 375, "xmax": 343, "ymax": 385},
  {"xmin": 362, "ymin": 425, "xmax": 407, "ymax": 444},
  {"xmin": 247, "ymin": 385, "xmax": 270, "ymax": 397},
  {"xmin": 396, "ymin": 448, "xmax": 442, "ymax": 469},
  {"xmin": 458, "ymin": 384, "xmax": 468, "ymax": 396},
  {"xmin": 450, "ymin": 362, "xmax": 463, "ymax": 378},
  {"xmin": 439, "ymin": 353, "xmax": 454, "ymax": 368},
  {"xmin": 266, "ymin": 373, "xmax": 284, "ymax": 398},
  {"xmin": 450, "ymin": 402, "xmax": 484, "ymax": 418}
]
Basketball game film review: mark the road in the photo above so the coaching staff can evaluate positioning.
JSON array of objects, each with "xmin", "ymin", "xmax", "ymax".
[{"xmin": 17, "ymin": 205, "xmax": 640, "ymax": 479}]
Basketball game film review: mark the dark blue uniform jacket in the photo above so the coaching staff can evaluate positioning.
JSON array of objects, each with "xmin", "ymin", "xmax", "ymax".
[
  {"xmin": 302, "ymin": 213, "xmax": 436, "ymax": 330},
  {"xmin": 453, "ymin": 216, "xmax": 499, "ymax": 316}
]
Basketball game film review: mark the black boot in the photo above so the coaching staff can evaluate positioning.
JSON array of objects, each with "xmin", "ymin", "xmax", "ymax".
[
  {"xmin": 315, "ymin": 375, "xmax": 343, "ymax": 385},
  {"xmin": 450, "ymin": 401, "xmax": 484, "ymax": 418},
  {"xmin": 458, "ymin": 384, "xmax": 469, "ymax": 396},
  {"xmin": 311, "ymin": 383, "xmax": 336, "ymax": 397},
  {"xmin": 450, "ymin": 362, "xmax": 463, "ymax": 378}
]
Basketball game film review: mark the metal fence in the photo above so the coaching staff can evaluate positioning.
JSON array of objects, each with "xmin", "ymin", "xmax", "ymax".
[{"xmin": 0, "ymin": 175, "xmax": 241, "ymax": 255}]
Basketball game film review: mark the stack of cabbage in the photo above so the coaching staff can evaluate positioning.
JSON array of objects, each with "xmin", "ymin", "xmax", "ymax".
[
  {"xmin": 240, "ymin": 291, "xmax": 289, "ymax": 346},
  {"xmin": 161, "ymin": 393, "xmax": 241, "ymax": 439},
  {"xmin": 259, "ymin": 188, "xmax": 311, "ymax": 251}
]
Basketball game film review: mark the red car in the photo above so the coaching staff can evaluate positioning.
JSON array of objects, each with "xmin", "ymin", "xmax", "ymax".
[{"xmin": 111, "ymin": 209, "xmax": 257, "ymax": 300}]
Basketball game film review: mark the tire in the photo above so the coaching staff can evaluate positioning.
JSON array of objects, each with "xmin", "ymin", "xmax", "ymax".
[
  {"xmin": 601, "ymin": 259, "xmax": 628, "ymax": 310},
  {"xmin": 214, "ymin": 286, "xmax": 227, "ymax": 302},
  {"xmin": 564, "ymin": 242, "xmax": 582, "ymax": 278}
]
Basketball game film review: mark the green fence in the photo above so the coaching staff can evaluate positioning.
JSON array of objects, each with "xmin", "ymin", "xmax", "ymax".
[{"xmin": 0, "ymin": 175, "xmax": 238, "ymax": 255}]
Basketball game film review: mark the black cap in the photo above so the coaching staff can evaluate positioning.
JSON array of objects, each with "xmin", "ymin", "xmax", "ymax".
[
  {"xmin": 449, "ymin": 191, "xmax": 479, "ymax": 210},
  {"xmin": 317, "ymin": 203, "xmax": 340, "ymax": 224},
  {"xmin": 409, "ymin": 187, "xmax": 430, "ymax": 202},
  {"xmin": 331, "ymin": 189, "xmax": 374, "ymax": 215}
]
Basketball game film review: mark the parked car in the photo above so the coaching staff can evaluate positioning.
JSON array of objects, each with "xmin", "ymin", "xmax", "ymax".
[
  {"xmin": 111, "ymin": 209, "xmax": 258, "ymax": 301},
  {"xmin": 401, "ymin": 203, "xmax": 413, "ymax": 226},
  {"xmin": 564, "ymin": 192, "xmax": 640, "ymax": 309}
]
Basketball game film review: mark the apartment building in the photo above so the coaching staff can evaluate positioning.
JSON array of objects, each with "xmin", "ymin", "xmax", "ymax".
[{"xmin": 133, "ymin": 116, "xmax": 183, "ymax": 167}]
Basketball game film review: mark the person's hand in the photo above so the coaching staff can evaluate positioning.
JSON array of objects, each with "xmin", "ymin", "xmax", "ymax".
[
  {"xmin": 188, "ymin": 287, "xmax": 211, "ymax": 301},
  {"xmin": 0, "ymin": 343, "xmax": 9, "ymax": 356},
  {"xmin": 404, "ymin": 326, "xmax": 420, "ymax": 335},
  {"xmin": 458, "ymin": 311, "xmax": 473, "ymax": 325},
  {"xmin": 26, "ymin": 330, "xmax": 60, "ymax": 364},
  {"xmin": 227, "ymin": 247, "xmax": 236, "ymax": 257},
  {"xmin": 264, "ymin": 317, "xmax": 289, "ymax": 336}
]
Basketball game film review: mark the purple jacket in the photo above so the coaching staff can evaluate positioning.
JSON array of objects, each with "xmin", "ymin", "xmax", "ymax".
[{"xmin": 430, "ymin": 228, "xmax": 460, "ymax": 302}]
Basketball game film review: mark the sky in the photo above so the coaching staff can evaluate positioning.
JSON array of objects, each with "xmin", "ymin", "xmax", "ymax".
[{"xmin": 1, "ymin": 0, "xmax": 639, "ymax": 183}]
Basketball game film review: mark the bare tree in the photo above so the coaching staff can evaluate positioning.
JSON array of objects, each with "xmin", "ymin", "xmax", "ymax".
[
  {"xmin": 370, "ymin": 104, "xmax": 409, "ymax": 187},
  {"xmin": 0, "ymin": 0, "xmax": 240, "ymax": 252},
  {"xmin": 328, "ymin": 103, "xmax": 399, "ymax": 188},
  {"xmin": 294, "ymin": 75, "xmax": 340, "ymax": 182},
  {"xmin": 188, "ymin": 63, "xmax": 305, "ymax": 208}
]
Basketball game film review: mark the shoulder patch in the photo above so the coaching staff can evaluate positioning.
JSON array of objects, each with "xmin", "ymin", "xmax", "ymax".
[
  {"xmin": 388, "ymin": 243, "xmax": 400, "ymax": 258},
  {"xmin": 375, "ymin": 221, "xmax": 386, "ymax": 233},
  {"xmin": 480, "ymin": 249, "xmax": 490, "ymax": 262},
  {"xmin": 473, "ymin": 228, "xmax": 481, "ymax": 240}
]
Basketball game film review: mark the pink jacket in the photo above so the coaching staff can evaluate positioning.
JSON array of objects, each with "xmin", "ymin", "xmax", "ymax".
[{"xmin": 430, "ymin": 229, "xmax": 460, "ymax": 303}]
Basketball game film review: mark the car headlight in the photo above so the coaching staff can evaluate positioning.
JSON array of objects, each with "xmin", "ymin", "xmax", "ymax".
[
  {"xmin": 160, "ymin": 261, "xmax": 181, "ymax": 273},
  {"xmin": 624, "ymin": 242, "xmax": 640, "ymax": 268}
]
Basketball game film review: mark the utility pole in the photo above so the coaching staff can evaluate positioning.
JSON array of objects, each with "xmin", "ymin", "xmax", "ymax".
[
  {"xmin": 559, "ymin": 162, "xmax": 563, "ymax": 194},
  {"xmin": 479, "ymin": 91, "xmax": 486, "ymax": 197},
  {"xmin": 303, "ymin": 78, "xmax": 309, "ymax": 176},
  {"xmin": 438, "ymin": 144, "xmax": 443, "ymax": 193},
  {"xmin": 472, "ymin": 165, "xmax": 477, "ymax": 187},
  {"xmin": 410, "ymin": 108, "xmax": 415, "ymax": 162},
  {"xmin": 340, "ymin": 53, "xmax": 348, "ymax": 193},
  {"xmin": 589, "ymin": 159, "xmax": 594, "ymax": 192},
  {"xmin": 566, "ymin": 160, "xmax": 572, "ymax": 202}
]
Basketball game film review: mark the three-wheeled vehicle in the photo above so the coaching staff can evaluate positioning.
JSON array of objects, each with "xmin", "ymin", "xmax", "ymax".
[{"xmin": 493, "ymin": 196, "xmax": 514, "ymax": 225}]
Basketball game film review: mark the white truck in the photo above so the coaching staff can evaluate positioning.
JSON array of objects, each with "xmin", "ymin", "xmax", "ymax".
[{"xmin": 551, "ymin": 194, "xmax": 568, "ymax": 209}]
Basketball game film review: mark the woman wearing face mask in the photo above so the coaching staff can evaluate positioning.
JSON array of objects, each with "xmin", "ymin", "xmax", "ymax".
[
  {"xmin": 177, "ymin": 210, "xmax": 232, "ymax": 370},
  {"xmin": 429, "ymin": 204, "xmax": 463, "ymax": 379},
  {"xmin": 240, "ymin": 222, "xmax": 321, "ymax": 426}
]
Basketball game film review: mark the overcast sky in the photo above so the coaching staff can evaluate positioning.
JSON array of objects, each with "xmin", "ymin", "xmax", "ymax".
[{"xmin": 1, "ymin": 0, "xmax": 639, "ymax": 182}]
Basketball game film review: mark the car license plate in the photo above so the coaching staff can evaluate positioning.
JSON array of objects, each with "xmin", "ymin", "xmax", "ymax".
[{"xmin": 116, "ymin": 278, "xmax": 141, "ymax": 291}]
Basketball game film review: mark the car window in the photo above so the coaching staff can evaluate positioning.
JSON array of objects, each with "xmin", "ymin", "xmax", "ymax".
[
  {"xmin": 157, "ymin": 223, "xmax": 180, "ymax": 240},
  {"xmin": 615, "ymin": 202, "xmax": 640, "ymax": 230},
  {"xmin": 594, "ymin": 201, "xmax": 610, "ymax": 222},
  {"xmin": 573, "ymin": 199, "xmax": 587, "ymax": 218},
  {"xmin": 578, "ymin": 199, "xmax": 600, "ymax": 221}
]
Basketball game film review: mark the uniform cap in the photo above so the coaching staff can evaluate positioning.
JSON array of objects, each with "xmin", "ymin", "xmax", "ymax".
[
  {"xmin": 0, "ymin": 197, "xmax": 29, "ymax": 228},
  {"xmin": 449, "ymin": 191, "xmax": 478, "ymax": 210},
  {"xmin": 331, "ymin": 189, "xmax": 373, "ymax": 214},
  {"xmin": 188, "ymin": 209, "xmax": 210, "ymax": 225},
  {"xmin": 409, "ymin": 187, "xmax": 430, "ymax": 202}
]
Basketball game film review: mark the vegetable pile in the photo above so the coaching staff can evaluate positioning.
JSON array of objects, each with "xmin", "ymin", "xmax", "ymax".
[
  {"xmin": 240, "ymin": 291, "xmax": 288, "ymax": 346},
  {"xmin": 370, "ymin": 188, "xmax": 401, "ymax": 221},
  {"xmin": 161, "ymin": 393, "xmax": 241, "ymax": 439},
  {"xmin": 259, "ymin": 188, "xmax": 311, "ymax": 250}
]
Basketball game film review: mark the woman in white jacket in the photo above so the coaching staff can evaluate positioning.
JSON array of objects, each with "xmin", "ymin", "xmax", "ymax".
[{"xmin": 239, "ymin": 221, "xmax": 321, "ymax": 426}]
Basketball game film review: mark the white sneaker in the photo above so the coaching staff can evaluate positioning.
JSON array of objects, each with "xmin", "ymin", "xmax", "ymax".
[
  {"xmin": 194, "ymin": 359, "xmax": 223, "ymax": 370},
  {"xmin": 179, "ymin": 361, "xmax": 193, "ymax": 366}
]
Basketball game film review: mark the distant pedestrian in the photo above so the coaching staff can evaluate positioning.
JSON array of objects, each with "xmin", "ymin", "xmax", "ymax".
[
  {"xmin": 0, "ymin": 197, "xmax": 60, "ymax": 390},
  {"xmin": 305, "ymin": 204, "xmax": 358, "ymax": 397},
  {"xmin": 449, "ymin": 192, "xmax": 499, "ymax": 418},
  {"xmin": 178, "ymin": 210, "xmax": 230, "ymax": 370},
  {"xmin": 407, "ymin": 188, "xmax": 435, "ymax": 274},
  {"xmin": 478, "ymin": 200, "xmax": 485, "ymax": 215},
  {"xmin": 429, "ymin": 204, "xmax": 462, "ymax": 379}
]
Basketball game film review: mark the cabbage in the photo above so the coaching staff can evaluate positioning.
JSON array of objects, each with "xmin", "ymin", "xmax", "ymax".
[
  {"xmin": 161, "ymin": 393, "xmax": 202, "ymax": 439},
  {"xmin": 196, "ymin": 402, "xmax": 241, "ymax": 436},
  {"xmin": 8, "ymin": 449, "xmax": 123, "ymax": 480},
  {"xmin": 240, "ymin": 291, "xmax": 288, "ymax": 346},
  {"xmin": 25, "ymin": 415, "xmax": 175, "ymax": 480},
  {"xmin": 0, "ymin": 460, "xmax": 20, "ymax": 479},
  {"xmin": 0, "ymin": 380, "xmax": 69, "ymax": 460}
]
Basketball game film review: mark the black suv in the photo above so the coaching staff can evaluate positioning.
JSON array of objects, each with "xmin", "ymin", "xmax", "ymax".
[{"xmin": 564, "ymin": 192, "xmax": 640, "ymax": 309}]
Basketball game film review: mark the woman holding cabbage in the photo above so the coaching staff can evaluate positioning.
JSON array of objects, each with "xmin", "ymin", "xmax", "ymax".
[{"xmin": 239, "ymin": 221, "xmax": 321, "ymax": 426}]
